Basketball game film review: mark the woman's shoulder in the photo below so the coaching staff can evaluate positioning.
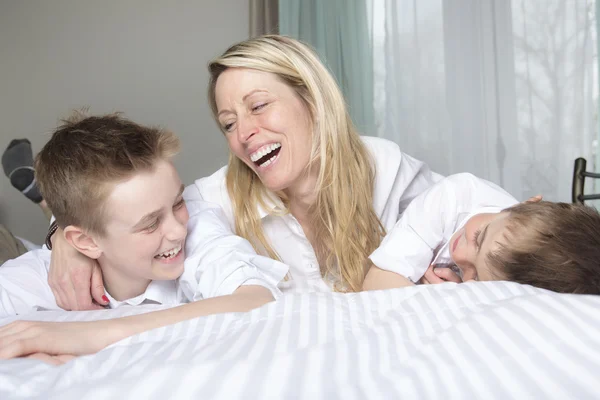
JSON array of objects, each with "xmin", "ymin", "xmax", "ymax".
[
  {"xmin": 360, "ymin": 135, "xmax": 403, "ymax": 174},
  {"xmin": 184, "ymin": 165, "xmax": 235, "ymax": 222},
  {"xmin": 190, "ymin": 166, "xmax": 228, "ymax": 197},
  {"xmin": 361, "ymin": 135, "xmax": 402, "ymax": 158}
]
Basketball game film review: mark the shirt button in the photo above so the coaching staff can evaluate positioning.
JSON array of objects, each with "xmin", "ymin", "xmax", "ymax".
[{"xmin": 308, "ymin": 263, "xmax": 317, "ymax": 270}]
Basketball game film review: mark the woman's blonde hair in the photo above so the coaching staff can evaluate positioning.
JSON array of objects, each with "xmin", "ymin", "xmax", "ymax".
[{"xmin": 208, "ymin": 35, "xmax": 384, "ymax": 291}]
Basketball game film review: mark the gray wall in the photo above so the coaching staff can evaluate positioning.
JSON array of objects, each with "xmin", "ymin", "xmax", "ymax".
[{"xmin": 0, "ymin": 1, "xmax": 248, "ymax": 243}]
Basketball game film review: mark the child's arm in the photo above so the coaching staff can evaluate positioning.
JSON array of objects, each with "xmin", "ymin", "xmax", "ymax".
[
  {"xmin": 0, "ymin": 284, "xmax": 273, "ymax": 359},
  {"xmin": 366, "ymin": 178, "xmax": 457, "ymax": 289},
  {"xmin": 366, "ymin": 173, "xmax": 519, "ymax": 290},
  {"xmin": 363, "ymin": 264, "xmax": 415, "ymax": 290}
]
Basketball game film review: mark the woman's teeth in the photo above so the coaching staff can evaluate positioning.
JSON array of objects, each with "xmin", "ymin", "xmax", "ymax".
[
  {"xmin": 155, "ymin": 245, "xmax": 182, "ymax": 259},
  {"xmin": 250, "ymin": 143, "xmax": 281, "ymax": 163}
]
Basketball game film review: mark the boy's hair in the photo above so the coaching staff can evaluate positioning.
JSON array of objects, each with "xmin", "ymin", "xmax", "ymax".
[
  {"xmin": 35, "ymin": 111, "xmax": 180, "ymax": 235},
  {"xmin": 487, "ymin": 201, "xmax": 600, "ymax": 294}
]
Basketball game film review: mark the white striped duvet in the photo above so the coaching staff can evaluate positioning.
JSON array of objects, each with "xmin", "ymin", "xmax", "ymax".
[{"xmin": 0, "ymin": 281, "xmax": 599, "ymax": 399}]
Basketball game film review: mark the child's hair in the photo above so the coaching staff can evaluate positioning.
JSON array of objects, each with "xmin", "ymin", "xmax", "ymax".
[
  {"xmin": 35, "ymin": 111, "xmax": 180, "ymax": 235},
  {"xmin": 486, "ymin": 201, "xmax": 600, "ymax": 294}
]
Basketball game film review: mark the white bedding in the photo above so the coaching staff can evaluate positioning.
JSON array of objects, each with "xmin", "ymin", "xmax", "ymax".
[{"xmin": 0, "ymin": 281, "xmax": 599, "ymax": 399}]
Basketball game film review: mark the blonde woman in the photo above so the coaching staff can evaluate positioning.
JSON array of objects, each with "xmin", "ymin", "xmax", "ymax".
[{"xmin": 47, "ymin": 35, "xmax": 441, "ymax": 311}]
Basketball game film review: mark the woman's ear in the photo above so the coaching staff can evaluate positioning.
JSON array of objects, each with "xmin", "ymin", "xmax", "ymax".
[{"xmin": 62, "ymin": 226, "xmax": 102, "ymax": 259}]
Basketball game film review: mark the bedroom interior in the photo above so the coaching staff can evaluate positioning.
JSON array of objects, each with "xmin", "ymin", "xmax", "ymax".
[{"xmin": 0, "ymin": 0, "xmax": 599, "ymax": 398}]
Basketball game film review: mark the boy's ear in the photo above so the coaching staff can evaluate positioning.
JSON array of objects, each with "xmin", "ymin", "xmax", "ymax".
[{"xmin": 62, "ymin": 225, "xmax": 102, "ymax": 259}]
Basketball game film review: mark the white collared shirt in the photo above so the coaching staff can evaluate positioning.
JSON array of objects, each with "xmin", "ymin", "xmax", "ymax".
[
  {"xmin": 0, "ymin": 249, "xmax": 186, "ymax": 317},
  {"xmin": 185, "ymin": 136, "xmax": 442, "ymax": 293},
  {"xmin": 369, "ymin": 173, "xmax": 518, "ymax": 282}
]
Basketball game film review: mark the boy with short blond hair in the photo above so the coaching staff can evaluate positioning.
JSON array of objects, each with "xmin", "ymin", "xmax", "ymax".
[{"xmin": 0, "ymin": 112, "xmax": 285, "ymax": 315}]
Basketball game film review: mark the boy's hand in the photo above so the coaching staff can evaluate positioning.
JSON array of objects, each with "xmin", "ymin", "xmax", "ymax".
[
  {"xmin": 421, "ymin": 264, "xmax": 463, "ymax": 284},
  {"xmin": 48, "ymin": 229, "xmax": 108, "ymax": 310},
  {"xmin": 27, "ymin": 353, "xmax": 76, "ymax": 366}
]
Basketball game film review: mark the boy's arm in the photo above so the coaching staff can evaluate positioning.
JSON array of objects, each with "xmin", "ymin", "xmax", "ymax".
[
  {"xmin": 366, "ymin": 173, "xmax": 519, "ymax": 290},
  {"xmin": 362, "ymin": 264, "xmax": 415, "ymax": 290},
  {"xmin": 367, "ymin": 179, "xmax": 457, "ymax": 288},
  {"xmin": 0, "ymin": 285, "xmax": 273, "ymax": 359}
]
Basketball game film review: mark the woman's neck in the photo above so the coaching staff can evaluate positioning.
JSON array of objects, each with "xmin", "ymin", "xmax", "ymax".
[{"xmin": 284, "ymin": 170, "xmax": 319, "ymax": 222}]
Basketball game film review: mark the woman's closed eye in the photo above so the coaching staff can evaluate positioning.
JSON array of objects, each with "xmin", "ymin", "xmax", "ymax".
[{"xmin": 251, "ymin": 102, "xmax": 268, "ymax": 112}]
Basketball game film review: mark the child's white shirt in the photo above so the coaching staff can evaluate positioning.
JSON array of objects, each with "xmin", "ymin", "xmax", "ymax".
[
  {"xmin": 369, "ymin": 173, "xmax": 518, "ymax": 282},
  {"xmin": 0, "ymin": 249, "xmax": 186, "ymax": 317}
]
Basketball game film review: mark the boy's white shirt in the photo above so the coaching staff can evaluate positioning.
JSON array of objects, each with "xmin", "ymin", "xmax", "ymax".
[
  {"xmin": 369, "ymin": 173, "xmax": 518, "ymax": 282},
  {"xmin": 0, "ymin": 249, "xmax": 185, "ymax": 316},
  {"xmin": 0, "ymin": 201, "xmax": 288, "ymax": 317}
]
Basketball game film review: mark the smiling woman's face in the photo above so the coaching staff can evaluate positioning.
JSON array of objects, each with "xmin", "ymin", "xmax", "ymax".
[{"xmin": 215, "ymin": 68, "xmax": 314, "ymax": 194}]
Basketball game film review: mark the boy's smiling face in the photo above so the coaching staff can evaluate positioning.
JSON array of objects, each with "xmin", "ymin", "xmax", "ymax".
[
  {"xmin": 92, "ymin": 160, "xmax": 189, "ymax": 299},
  {"xmin": 448, "ymin": 211, "xmax": 510, "ymax": 281}
]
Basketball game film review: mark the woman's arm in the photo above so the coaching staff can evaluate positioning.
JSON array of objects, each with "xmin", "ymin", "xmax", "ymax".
[
  {"xmin": 47, "ymin": 227, "xmax": 107, "ymax": 310},
  {"xmin": 0, "ymin": 285, "xmax": 272, "ymax": 360}
]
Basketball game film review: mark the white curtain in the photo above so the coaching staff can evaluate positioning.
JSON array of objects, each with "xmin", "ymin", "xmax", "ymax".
[{"xmin": 368, "ymin": 0, "xmax": 597, "ymax": 202}]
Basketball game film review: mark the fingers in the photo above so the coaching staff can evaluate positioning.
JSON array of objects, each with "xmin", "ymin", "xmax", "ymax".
[
  {"xmin": 27, "ymin": 353, "xmax": 75, "ymax": 366},
  {"xmin": 423, "ymin": 265, "xmax": 446, "ymax": 284},
  {"xmin": 48, "ymin": 259, "xmax": 69, "ymax": 310},
  {"xmin": 0, "ymin": 321, "xmax": 39, "ymax": 359},
  {"xmin": 48, "ymin": 284, "xmax": 68, "ymax": 311},
  {"xmin": 27, "ymin": 353, "xmax": 63, "ymax": 365},
  {"xmin": 47, "ymin": 231, "xmax": 99, "ymax": 311},
  {"xmin": 461, "ymin": 269, "xmax": 478, "ymax": 282},
  {"xmin": 433, "ymin": 267, "xmax": 463, "ymax": 283},
  {"xmin": 90, "ymin": 262, "xmax": 109, "ymax": 307},
  {"xmin": 525, "ymin": 195, "xmax": 543, "ymax": 203}
]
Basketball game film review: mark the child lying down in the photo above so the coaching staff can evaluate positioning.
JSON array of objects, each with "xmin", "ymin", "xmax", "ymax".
[{"xmin": 364, "ymin": 173, "xmax": 600, "ymax": 294}]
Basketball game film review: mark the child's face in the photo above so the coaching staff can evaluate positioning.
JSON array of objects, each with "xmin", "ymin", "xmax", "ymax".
[
  {"xmin": 94, "ymin": 160, "xmax": 189, "ymax": 289},
  {"xmin": 449, "ymin": 211, "xmax": 509, "ymax": 281}
]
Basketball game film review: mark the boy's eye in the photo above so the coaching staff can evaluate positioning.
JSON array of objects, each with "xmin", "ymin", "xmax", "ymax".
[
  {"xmin": 473, "ymin": 228, "xmax": 482, "ymax": 248},
  {"xmin": 173, "ymin": 199, "xmax": 185, "ymax": 210},
  {"xmin": 145, "ymin": 220, "xmax": 159, "ymax": 233}
]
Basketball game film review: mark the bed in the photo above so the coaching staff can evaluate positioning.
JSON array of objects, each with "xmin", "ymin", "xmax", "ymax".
[{"xmin": 0, "ymin": 281, "xmax": 598, "ymax": 399}]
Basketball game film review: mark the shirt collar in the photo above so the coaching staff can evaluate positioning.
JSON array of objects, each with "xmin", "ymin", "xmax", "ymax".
[
  {"xmin": 105, "ymin": 280, "xmax": 182, "ymax": 309},
  {"xmin": 257, "ymin": 192, "xmax": 287, "ymax": 219}
]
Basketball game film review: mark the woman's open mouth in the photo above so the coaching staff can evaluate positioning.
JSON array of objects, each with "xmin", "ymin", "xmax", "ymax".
[{"xmin": 250, "ymin": 143, "xmax": 281, "ymax": 168}]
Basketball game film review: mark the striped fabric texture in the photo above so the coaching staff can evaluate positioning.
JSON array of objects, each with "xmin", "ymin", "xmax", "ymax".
[{"xmin": 0, "ymin": 281, "xmax": 599, "ymax": 399}]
